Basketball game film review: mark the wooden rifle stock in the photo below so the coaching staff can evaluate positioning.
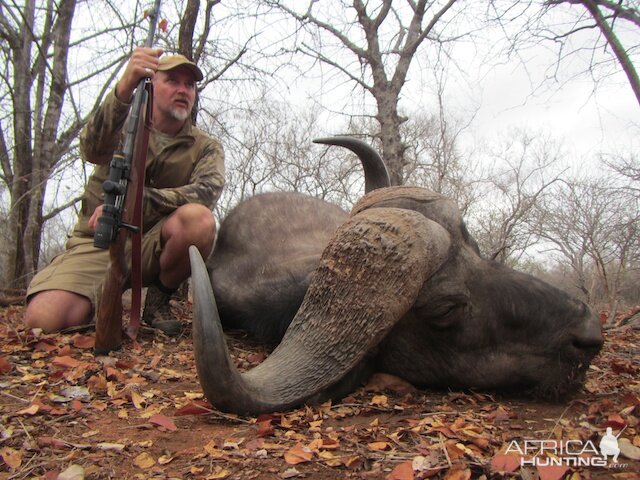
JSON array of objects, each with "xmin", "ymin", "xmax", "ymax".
[
  {"xmin": 94, "ymin": 0, "xmax": 161, "ymax": 354},
  {"xmin": 94, "ymin": 92, "xmax": 152, "ymax": 353},
  {"xmin": 94, "ymin": 222, "xmax": 128, "ymax": 351}
]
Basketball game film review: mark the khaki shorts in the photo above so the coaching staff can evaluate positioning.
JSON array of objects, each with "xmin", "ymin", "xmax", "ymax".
[{"xmin": 27, "ymin": 218, "xmax": 166, "ymax": 307}]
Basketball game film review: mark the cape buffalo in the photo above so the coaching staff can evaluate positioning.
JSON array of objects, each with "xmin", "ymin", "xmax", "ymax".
[{"xmin": 188, "ymin": 137, "xmax": 603, "ymax": 415}]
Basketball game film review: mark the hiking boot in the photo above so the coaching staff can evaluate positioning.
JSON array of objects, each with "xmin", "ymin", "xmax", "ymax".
[{"xmin": 142, "ymin": 285, "xmax": 182, "ymax": 336}]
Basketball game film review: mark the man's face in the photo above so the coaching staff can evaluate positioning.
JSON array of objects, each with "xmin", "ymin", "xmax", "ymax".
[{"xmin": 152, "ymin": 67, "xmax": 196, "ymax": 122}]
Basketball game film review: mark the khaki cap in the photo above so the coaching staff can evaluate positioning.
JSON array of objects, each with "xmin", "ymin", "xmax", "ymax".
[{"xmin": 158, "ymin": 54, "xmax": 203, "ymax": 81}]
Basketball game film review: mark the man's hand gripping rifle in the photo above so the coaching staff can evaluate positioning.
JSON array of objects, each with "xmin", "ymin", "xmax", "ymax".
[{"xmin": 94, "ymin": 0, "xmax": 162, "ymax": 353}]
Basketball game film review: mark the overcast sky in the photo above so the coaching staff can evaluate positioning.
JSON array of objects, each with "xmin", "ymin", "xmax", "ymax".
[
  {"xmin": 231, "ymin": 1, "xmax": 639, "ymax": 169},
  {"xmin": 468, "ymin": 54, "xmax": 638, "ymax": 161}
]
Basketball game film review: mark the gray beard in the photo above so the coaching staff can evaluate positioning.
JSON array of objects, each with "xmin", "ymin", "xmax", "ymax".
[{"xmin": 169, "ymin": 107, "xmax": 190, "ymax": 122}]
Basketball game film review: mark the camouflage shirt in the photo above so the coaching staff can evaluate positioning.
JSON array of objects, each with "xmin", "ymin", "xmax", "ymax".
[{"xmin": 73, "ymin": 87, "xmax": 225, "ymax": 236}]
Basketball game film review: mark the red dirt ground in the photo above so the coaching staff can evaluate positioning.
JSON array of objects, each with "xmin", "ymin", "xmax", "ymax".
[{"xmin": 0, "ymin": 301, "xmax": 638, "ymax": 480}]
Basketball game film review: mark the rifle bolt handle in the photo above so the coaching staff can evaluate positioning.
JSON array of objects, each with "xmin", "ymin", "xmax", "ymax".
[
  {"xmin": 103, "ymin": 180, "xmax": 126, "ymax": 195},
  {"xmin": 121, "ymin": 223, "xmax": 140, "ymax": 234}
]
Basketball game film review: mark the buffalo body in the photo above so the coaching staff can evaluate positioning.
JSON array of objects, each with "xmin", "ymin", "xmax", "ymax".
[{"xmin": 189, "ymin": 138, "xmax": 603, "ymax": 415}]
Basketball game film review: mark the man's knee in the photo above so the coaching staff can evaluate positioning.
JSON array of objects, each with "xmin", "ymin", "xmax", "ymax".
[
  {"xmin": 177, "ymin": 204, "xmax": 215, "ymax": 228},
  {"xmin": 25, "ymin": 290, "xmax": 93, "ymax": 332},
  {"xmin": 165, "ymin": 204, "xmax": 216, "ymax": 244}
]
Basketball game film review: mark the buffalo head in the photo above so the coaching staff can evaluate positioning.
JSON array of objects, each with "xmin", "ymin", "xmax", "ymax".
[{"xmin": 189, "ymin": 137, "xmax": 603, "ymax": 415}]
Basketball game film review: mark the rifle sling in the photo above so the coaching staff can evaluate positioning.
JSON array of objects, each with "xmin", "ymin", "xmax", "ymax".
[{"xmin": 126, "ymin": 82, "xmax": 154, "ymax": 340}]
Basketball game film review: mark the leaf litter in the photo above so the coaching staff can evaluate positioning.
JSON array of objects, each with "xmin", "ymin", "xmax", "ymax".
[{"xmin": 0, "ymin": 302, "xmax": 638, "ymax": 479}]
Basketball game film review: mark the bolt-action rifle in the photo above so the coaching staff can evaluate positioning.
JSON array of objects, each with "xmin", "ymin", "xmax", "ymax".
[{"xmin": 93, "ymin": 0, "xmax": 162, "ymax": 353}]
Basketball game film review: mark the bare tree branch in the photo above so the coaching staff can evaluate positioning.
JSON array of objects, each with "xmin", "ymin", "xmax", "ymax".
[
  {"xmin": 579, "ymin": 0, "xmax": 640, "ymax": 106},
  {"xmin": 42, "ymin": 195, "xmax": 82, "ymax": 222}
]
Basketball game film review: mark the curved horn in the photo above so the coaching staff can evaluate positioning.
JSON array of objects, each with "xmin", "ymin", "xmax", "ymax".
[
  {"xmin": 191, "ymin": 208, "xmax": 451, "ymax": 415},
  {"xmin": 313, "ymin": 136, "xmax": 390, "ymax": 192}
]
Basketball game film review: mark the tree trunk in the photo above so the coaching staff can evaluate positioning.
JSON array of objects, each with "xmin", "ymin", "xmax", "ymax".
[
  {"xmin": 179, "ymin": 0, "xmax": 199, "ymax": 60},
  {"xmin": 7, "ymin": 0, "xmax": 36, "ymax": 289},
  {"xmin": 375, "ymin": 97, "xmax": 406, "ymax": 186},
  {"xmin": 281, "ymin": 0, "xmax": 457, "ymax": 186},
  {"xmin": 29, "ymin": 0, "xmax": 76, "ymax": 277}
]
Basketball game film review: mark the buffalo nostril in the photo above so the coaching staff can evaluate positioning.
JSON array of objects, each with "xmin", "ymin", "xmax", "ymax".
[{"xmin": 572, "ymin": 319, "xmax": 604, "ymax": 351}]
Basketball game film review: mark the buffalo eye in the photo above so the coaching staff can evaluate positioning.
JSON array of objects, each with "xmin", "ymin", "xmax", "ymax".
[{"xmin": 417, "ymin": 295, "xmax": 469, "ymax": 329}]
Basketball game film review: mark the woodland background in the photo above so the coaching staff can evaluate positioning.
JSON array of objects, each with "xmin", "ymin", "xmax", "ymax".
[
  {"xmin": 0, "ymin": 0, "xmax": 639, "ymax": 317},
  {"xmin": 0, "ymin": 3, "xmax": 639, "ymax": 479}
]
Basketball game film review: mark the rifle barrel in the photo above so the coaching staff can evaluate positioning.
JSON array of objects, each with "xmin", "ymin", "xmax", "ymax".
[{"xmin": 94, "ymin": 0, "xmax": 161, "ymax": 249}]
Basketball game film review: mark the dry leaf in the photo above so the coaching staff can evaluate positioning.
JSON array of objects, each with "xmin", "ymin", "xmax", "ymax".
[
  {"xmin": 87, "ymin": 374, "xmax": 108, "ymax": 393},
  {"xmin": 340, "ymin": 455, "xmax": 363, "ymax": 470},
  {"xmin": 57, "ymin": 464, "xmax": 85, "ymax": 480},
  {"xmin": 0, "ymin": 447, "xmax": 22, "ymax": 470},
  {"xmin": 371, "ymin": 394, "xmax": 389, "ymax": 407},
  {"xmin": 281, "ymin": 467, "xmax": 301, "ymax": 479},
  {"xmin": 490, "ymin": 453, "xmax": 521, "ymax": 473},
  {"xmin": 183, "ymin": 391, "xmax": 203, "ymax": 400},
  {"xmin": 104, "ymin": 366, "xmax": 122, "ymax": 381},
  {"xmin": 444, "ymin": 466, "xmax": 471, "ymax": 480},
  {"xmin": 0, "ymin": 356, "xmax": 12, "ymax": 374},
  {"xmin": 136, "ymin": 404, "xmax": 164, "ymax": 419},
  {"xmin": 16, "ymin": 403, "xmax": 40, "ymax": 416},
  {"xmin": 0, "ymin": 425, "xmax": 13, "ymax": 441},
  {"xmin": 308, "ymin": 419, "xmax": 323, "ymax": 431},
  {"xmin": 72, "ymin": 334, "xmax": 95, "ymax": 349},
  {"xmin": 207, "ymin": 469, "xmax": 231, "ymax": 479},
  {"xmin": 89, "ymin": 400, "xmax": 108, "ymax": 411},
  {"xmin": 20, "ymin": 371, "xmax": 45, "ymax": 382},
  {"xmin": 96, "ymin": 443, "xmax": 125, "ymax": 452},
  {"xmin": 134, "ymin": 439, "xmax": 154, "ymax": 448},
  {"xmin": 223, "ymin": 438, "xmax": 244, "ymax": 449},
  {"xmin": 204, "ymin": 441, "xmax": 225, "ymax": 458},
  {"xmin": 602, "ymin": 414, "xmax": 626, "ymax": 430},
  {"xmin": 307, "ymin": 438, "xmax": 323, "ymax": 452},
  {"xmin": 412, "ymin": 453, "xmax": 440, "ymax": 472},
  {"xmin": 520, "ymin": 467, "xmax": 539, "ymax": 480},
  {"xmin": 537, "ymin": 465, "xmax": 570, "ymax": 480},
  {"xmin": 368, "ymin": 441, "xmax": 392, "ymax": 451},
  {"xmin": 284, "ymin": 443, "xmax": 313, "ymax": 465},
  {"xmin": 149, "ymin": 414, "xmax": 177, "ymax": 431},
  {"xmin": 256, "ymin": 417, "xmax": 274, "ymax": 437},
  {"xmin": 57, "ymin": 344, "xmax": 72, "ymax": 356},
  {"xmin": 38, "ymin": 436, "xmax": 69, "ymax": 449},
  {"xmin": 174, "ymin": 400, "xmax": 213, "ymax": 416},
  {"xmin": 619, "ymin": 438, "xmax": 640, "ymax": 460},
  {"xmin": 246, "ymin": 351, "xmax": 267, "ymax": 364},
  {"xmin": 133, "ymin": 452, "xmax": 156, "ymax": 469},
  {"xmin": 60, "ymin": 386, "xmax": 91, "ymax": 402},
  {"xmin": 52, "ymin": 355, "xmax": 81, "ymax": 369},
  {"xmin": 318, "ymin": 450, "xmax": 342, "ymax": 467},
  {"xmin": 131, "ymin": 390, "xmax": 145, "ymax": 409},
  {"xmin": 385, "ymin": 460, "xmax": 413, "ymax": 480},
  {"xmin": 158, "ymin": 367, "xmax": 183, "ymax": 379},
  {"xmin": 34, "ymin": 341, "xmax": 57, "ymax": 353},
  {"xmin": 320, "ymin": 438, "xmax": 339, "ymax": 450}
]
